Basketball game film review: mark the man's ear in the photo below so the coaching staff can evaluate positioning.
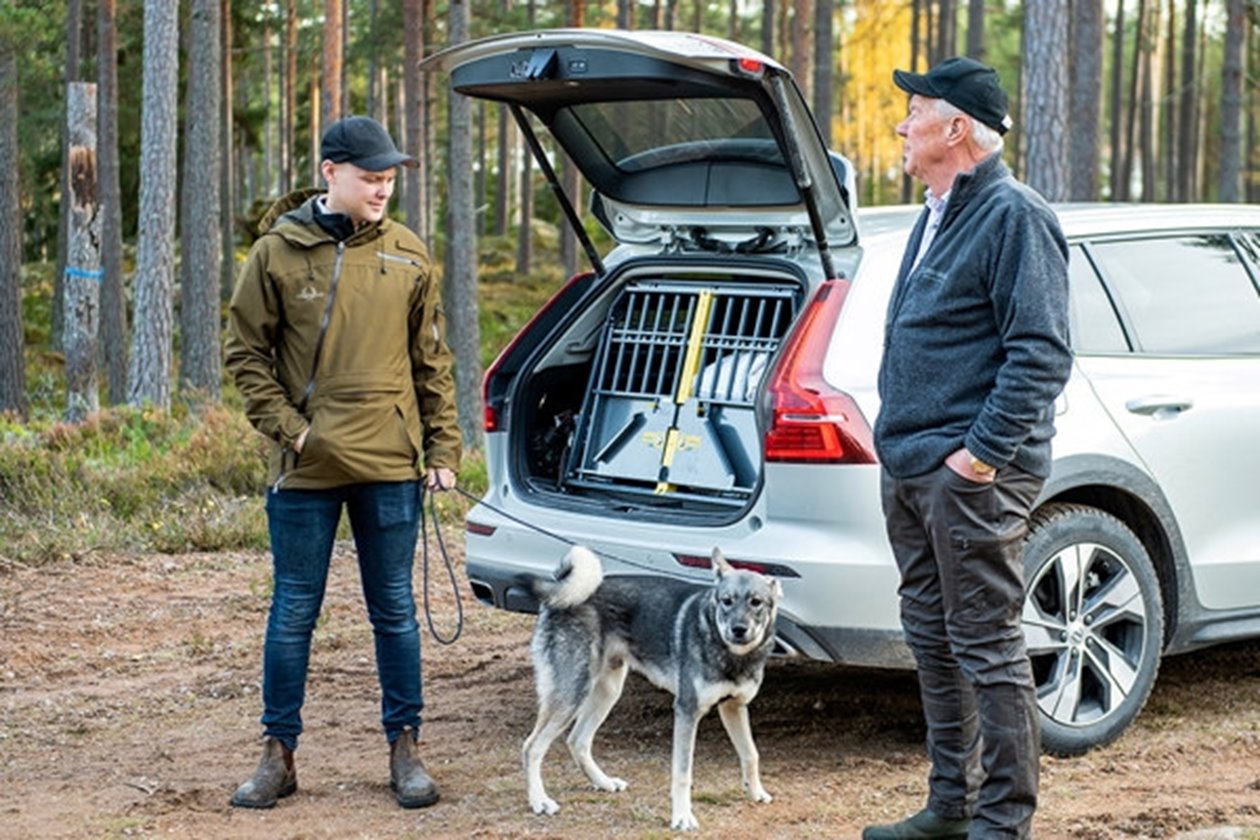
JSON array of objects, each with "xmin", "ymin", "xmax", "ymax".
[
  {"xmin": 320, "ymin": 159, "xmax": 337, "ymax": 184},
  {"xmin": 947, "ymin": 115, "xmax": 970, "ymax": 145}
]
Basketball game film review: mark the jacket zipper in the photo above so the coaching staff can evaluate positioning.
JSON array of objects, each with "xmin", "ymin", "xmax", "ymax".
[{"xmin": 275, "ymin": 241, "xmax": 347, "ymax": 493}]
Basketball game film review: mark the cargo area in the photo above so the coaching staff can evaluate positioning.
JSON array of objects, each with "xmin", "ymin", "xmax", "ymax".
[{"xmin": 515, "ymin": 267, "xmax": 804, "ymax": 515}]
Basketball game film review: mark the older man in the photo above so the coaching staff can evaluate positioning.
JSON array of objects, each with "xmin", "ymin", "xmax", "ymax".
[{"xmin": 864, "ymin": 58, "xmax": 1073, "ymax": 839}]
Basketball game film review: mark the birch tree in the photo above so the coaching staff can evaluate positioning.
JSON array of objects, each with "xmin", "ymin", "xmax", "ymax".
[{"xmin": 127, "ymin": 0, "xmax": 179, "ymax": 410}]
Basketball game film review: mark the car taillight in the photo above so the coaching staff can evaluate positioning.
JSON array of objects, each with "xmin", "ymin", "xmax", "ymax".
[
  {"xmin": 482, "ymin": 271, "xmax": 593, "ymax": 432},
  {"xmin": 763, "ymin": 279, "xmax": 876, "ymax": 464}
]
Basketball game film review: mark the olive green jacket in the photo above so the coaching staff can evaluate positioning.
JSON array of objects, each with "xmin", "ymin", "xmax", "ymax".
[{"xmin": 225, "ymin": 191, "xmax": 461, "ymax": 490}]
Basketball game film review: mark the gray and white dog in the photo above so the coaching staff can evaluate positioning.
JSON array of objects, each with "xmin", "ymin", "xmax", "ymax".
[{"xmin": 523, "ymin": 545, "xmax": 782, "ymax": 831}]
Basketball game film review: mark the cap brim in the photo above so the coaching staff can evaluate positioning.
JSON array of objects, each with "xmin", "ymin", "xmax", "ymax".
[
  {"xmin": 352, "ymin": 151, "xmax": 419, "ymax": 171},
  {"xmin": 893, "ymin": 68, "xmax": 940, "ymax": 99}
]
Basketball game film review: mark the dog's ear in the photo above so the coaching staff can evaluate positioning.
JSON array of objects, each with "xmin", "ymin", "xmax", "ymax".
[
  {"xmin": 711, "ymin": 547, "xmax": 733, "ymax": 579},
  {"xmin": 772, "ymin": 578, "xmax": 784, "ymax": 599}
]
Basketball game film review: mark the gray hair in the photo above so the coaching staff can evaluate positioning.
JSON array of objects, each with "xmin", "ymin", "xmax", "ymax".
[{"xmin": 934, "ymin": 98, "xmax": 1005, "ymax": 154}]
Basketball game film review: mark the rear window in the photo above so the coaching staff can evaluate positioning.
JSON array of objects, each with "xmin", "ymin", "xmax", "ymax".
[
  {"xmin": 1088, "ymin": 234, "xmax": 1260, "ymax": 355},
  {"xmin": 563, "ymin": 97, "xmax": 782, "ymax": 172}
]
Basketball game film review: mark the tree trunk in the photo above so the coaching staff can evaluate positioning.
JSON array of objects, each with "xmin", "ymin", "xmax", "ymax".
[
  {"xmin": 220, "ymin": 0, "xmax": 235, "ymax": 300},
  {"xmin": 1122, "ymin": 0, "xmax": 1146, "ymax": 200},
  {"xmin": 445, "ymin": 0, "xmax": 483, "ymax": 452},
  {"xmin": 1022, "ymin": 2, "xmax": 1070, "ymax": 201},
  {"xmin": 322, "ymin": 0, "xmax": 343, "ymax": 130},
  {"xmin": 1218, "ymin": 0, "xmax": 1244, "ymax": 202},
  {"xmin": 1160, "ymin": 0, "xmax": 1175, "ymax": 200},
  {"xmin": 790, "ymin": 0, "xmax": 814, "ymax": 104},
  {"xmin": 965, "ymin": 0, "xmax": 985, "ymax": 60},
  {"xmin": 63, "ymin": 82, "xmax": 100, "ymax": 423},
  {"xmin": 812, "ymin": 0, "xmax": 834, "ymax": 148},
  {"xmin": 97, "ymin": 0, "xmax": 127, "ymax": 405},
  {"xmin": 1139, "ymin": 3, "xmax": 1157, "ymax": 202},
  {"xmin": 403, "ymin": 0, "xmax": 426, "ymax": 236},
  {"xmin": 53, "ymin": 0, "xmax": 84, "ymax": 353},
  {"xmin": 1175, "ymin": 0, "xmax": 1196, "ymax": 202},
  {"xmin": 283, "ymin": 0, "xmax": 297, "ymax": 194},
  {"xmin": 0, "ymin": 2, "xmax": 25, "ymax": 420},
  {"xmin": 494, "ymin": 104, "xmax": 513, "ymax": 237},
  {"xmin": 761, "ymin": 0, "xmax": 775, "ymax": 57},
  {"xmin": 559, "ymin": 0, "xmax": 583, "ymax": 279},
  {"xmin": 1107, "ymin": 0, "xmax": 1126, "ymax": 200},
  {"xmin": 935, "ymin": 0, "xmax": 957, "ymax": 60},
  {"xmin": 180, "ymin": 0, "xmax": 223, "ymax": 404},
  {"xmin": 1068, "ymin": 0, "xmax": 1103, "ymax": 200},
  {"xmin": 127, "ymin": 0, "xmax": 179, "ymax": 411}
]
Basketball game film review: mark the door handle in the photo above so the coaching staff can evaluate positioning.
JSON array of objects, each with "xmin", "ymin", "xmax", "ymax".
[{"xmin": 1125, "ymin": 395, "xmax": 1193, "ymax": 418}]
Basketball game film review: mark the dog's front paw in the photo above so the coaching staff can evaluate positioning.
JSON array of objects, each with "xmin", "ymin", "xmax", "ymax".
[
  {"xmin": 529, "ymin": 795, "xmax": 560, "ymax": 816},
  {"xmin": 745, "ymin": 780, "xmax": 773, "ymax": 803},
  {"xmin": 592, "ymin": 775, "xmax": 628, "ymax": 793},
  {"xmin": 670, "ymin": 810, "xmax": 699, "ymax": 831}
]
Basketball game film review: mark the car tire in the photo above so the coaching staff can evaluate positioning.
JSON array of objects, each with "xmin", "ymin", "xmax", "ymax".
[{"xmin": 1021, "ymin": 502, "xmax": 1164, "ymax": 757}]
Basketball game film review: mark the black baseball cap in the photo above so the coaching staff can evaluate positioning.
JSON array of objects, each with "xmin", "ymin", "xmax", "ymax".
[
  {"xmin": 321, "ymin": 116, "xmax": 418, "ymax": 171},
  {"xmin": 893, "ymin": 56, "xmax": 1013, "ymax": 135}
]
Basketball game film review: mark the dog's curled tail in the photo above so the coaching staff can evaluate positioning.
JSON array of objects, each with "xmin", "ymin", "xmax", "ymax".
[{"xmin": 540, "ymin": 545, "xmax": 603, "ymax": 609}]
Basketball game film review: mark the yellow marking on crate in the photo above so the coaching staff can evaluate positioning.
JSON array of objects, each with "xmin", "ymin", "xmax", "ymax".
[{"xmin": 674, "ymin": 289, "xmax": 714, "ymax": 405}]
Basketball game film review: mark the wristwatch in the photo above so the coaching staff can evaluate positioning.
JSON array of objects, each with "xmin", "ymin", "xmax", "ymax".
[{"xmin": 969, "ymin": 455, "xmax": 997, "ymax": 476}]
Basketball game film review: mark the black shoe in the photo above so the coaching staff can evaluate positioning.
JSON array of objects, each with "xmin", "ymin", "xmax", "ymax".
[
  {"xmin": 230, "ymin": 737, "xmax": 297, "ymax": 809},
  {"xmin": 390, "ymin": 728, "xmax": 440, "ymax": 809},
  {"xmin": 862, "ymin": 807, "xmax": 970, "ymax": 839}
]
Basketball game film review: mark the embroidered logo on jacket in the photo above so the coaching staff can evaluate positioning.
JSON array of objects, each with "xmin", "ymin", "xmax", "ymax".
[{"xmin": 296, "ymin": 285, "xmax": 325, "ymax": 302}]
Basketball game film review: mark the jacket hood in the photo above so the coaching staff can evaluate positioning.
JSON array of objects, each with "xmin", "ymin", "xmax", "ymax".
[{"xmin": 257, "ymin": 188, "xmax": 324, "ymax": 235}]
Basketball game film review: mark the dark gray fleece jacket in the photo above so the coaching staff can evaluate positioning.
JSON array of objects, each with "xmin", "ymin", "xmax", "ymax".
[{"xmin": 874, "ymin": 153, "xmax": 1072, "ymax": 480}]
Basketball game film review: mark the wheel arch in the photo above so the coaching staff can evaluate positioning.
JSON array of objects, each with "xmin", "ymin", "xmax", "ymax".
[{"xmin": 1038, "ymin": 453, "xmax": 1193, "ymax": 650}]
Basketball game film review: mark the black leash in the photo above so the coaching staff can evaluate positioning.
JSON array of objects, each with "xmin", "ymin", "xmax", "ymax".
[
  {"xmin": 449, "ymin": 485, "xmax": 711, "ymax": 584},
  {"xmin": 420, "ymin": 488, "xmax": 464, "ymax": 645}
]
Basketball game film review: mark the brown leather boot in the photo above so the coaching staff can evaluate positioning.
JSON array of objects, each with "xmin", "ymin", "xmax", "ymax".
[
  {"xmin": 390, "ymin": 728, "xmax": 439, "ymax": 808},
  {"xmin": 230, "ymin": 737, "xmax": 297, "ymax": 808}
]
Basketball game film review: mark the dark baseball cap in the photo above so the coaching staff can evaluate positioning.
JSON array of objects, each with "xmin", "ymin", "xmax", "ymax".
[
  {"xmin": 321, "ymin": 116, "xmax": 418, "ymax": 171},
  {"xmin": 893, "ymin": 56, "xmax": 1013, "ymax": 135}
]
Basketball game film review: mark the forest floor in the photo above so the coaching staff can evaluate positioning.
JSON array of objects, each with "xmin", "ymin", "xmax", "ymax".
[{"xmin": 3, "ymin": 541, "xmax": 1260, "ymax": 839}]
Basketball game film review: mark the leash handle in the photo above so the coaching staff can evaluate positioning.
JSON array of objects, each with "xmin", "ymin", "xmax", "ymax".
[{"xmin": 421, "ymin": 487, "xmax": 464, "ymax": 645}]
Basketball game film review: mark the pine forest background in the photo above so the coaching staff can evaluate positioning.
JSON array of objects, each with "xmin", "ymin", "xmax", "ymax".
[{"xmin": 0, "ymin": 1, "xmax": 1257, "ymax": 537}]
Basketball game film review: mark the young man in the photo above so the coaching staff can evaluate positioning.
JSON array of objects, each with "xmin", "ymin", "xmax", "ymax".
[
  {"xmin": 865, "ymin": 58, "xmax": 1073, "ymax": 839},
  {"xmin": 225, "ymin": 116, "xmax": 461, "ymax": 810}
]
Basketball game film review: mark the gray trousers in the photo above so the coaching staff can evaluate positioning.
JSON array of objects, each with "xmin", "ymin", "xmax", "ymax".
[{"xmin": 881, "ymin": 464, "xmax": 1044, "ymax": 839}]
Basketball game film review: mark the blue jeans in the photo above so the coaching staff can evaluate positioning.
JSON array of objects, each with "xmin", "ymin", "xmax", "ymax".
[{"xmin": 260, "ymin": 480, "xmax": 423, "ymax": 751}]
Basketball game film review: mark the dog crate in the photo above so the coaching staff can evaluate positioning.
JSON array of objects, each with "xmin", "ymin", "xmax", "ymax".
[{"xmin": 562, "ymin": 279, "xmax": 798, "ymax": 506}]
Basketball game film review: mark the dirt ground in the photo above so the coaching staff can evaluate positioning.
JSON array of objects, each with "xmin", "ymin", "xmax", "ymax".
[{"xmin": 3, "ymin": 538, "xmax": 1260, "ymax": 840}]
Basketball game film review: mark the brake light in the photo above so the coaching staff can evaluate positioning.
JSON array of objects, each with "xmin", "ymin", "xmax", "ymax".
[
  {"xmin": 733, "ymin": 57, "xmax": 765, "ymax": 78},
  {"xmin": 674, "ymin": 553, "xmax": 800, "ymax": 578},
  {"xmin": 763, "ymin": 279, "xmax": 876, "ymax": 464},
  {"xmin": 482, "ymin": 271, "xmax": 593, "ymax": 432}
]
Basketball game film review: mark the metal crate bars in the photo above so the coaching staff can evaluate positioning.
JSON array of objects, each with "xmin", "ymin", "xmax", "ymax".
[{"xmin": 564, "ymin": 279, "xmax": 797, "ymax": 504}]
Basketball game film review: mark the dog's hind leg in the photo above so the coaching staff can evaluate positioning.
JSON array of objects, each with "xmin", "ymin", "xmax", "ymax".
[
  {"xmin": 566, "ymin": 659, "xmax": 629, "ymax": 793},
  {"xmin": 523, "ymin": 691, "xmax": 578, "ymax": 816},
  {"xmin": 717, "ymin": 698, "xmax": 772, "ymax": 803}
]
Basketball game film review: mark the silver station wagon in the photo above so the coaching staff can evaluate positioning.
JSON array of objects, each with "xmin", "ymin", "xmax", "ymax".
[{"xmin": 428, "ymin": 29, "xmax": 1260, "ymax": 756}]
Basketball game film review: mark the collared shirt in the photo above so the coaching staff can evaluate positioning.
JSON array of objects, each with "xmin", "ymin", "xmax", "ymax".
[{"xmin": 912, "ymin": 188, "xmax": 950, "ymax": 269}]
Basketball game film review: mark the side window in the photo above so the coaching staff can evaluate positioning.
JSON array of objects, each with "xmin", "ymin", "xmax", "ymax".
[
  {"xmin": 1067, "ymin": 245, "xmax": 1129, "ymax": 353},
  {"xmin": 1088, "ymin": 234, "xmax": 1260, "ymax": 355}
]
